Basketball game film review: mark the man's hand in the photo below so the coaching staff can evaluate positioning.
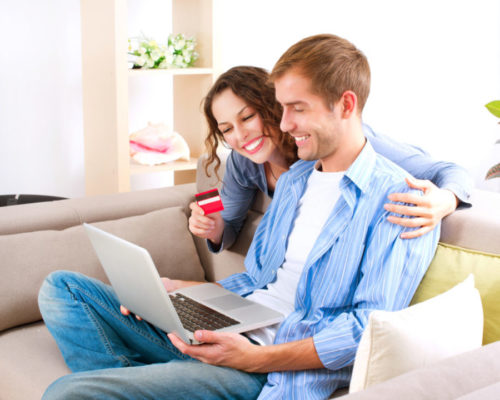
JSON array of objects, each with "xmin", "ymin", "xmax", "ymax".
[
  {"xmin": 169, "ymin": 330, "xmax": 262, "ymax": 372},
  {"xmin": 384, "ymin": 176, "xmax": 459, "ymax": 239},
  {"xmin": 169, "ymin": 331, "xmax": 323, "ymax": 373},
  {"xmin": 188, "ymin": 202, "xmax": 225, "ymax": 245}
]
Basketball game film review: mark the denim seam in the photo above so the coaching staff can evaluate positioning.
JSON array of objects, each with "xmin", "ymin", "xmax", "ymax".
[
  {"xmin": 81, "ymin": 301, "xmax": 133, "ymax": 367},
  {"xmin": 66, "ymin": 282, "xmax": 189, "ymax": 360}
]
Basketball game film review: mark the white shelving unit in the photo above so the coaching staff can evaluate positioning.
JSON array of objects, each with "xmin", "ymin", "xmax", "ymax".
[{"xmin": 80, "ymin": 0, "xmax": 218, "ymax": 195}]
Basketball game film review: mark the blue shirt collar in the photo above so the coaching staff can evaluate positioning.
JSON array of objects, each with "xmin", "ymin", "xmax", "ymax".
[{"xmin": 343, "ymin": 139, "xmax": 377, "ymax": 195}]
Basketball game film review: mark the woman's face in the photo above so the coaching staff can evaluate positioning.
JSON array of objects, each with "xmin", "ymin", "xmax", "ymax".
[{"xmin": 212, "ymin": 88, "xmax": 278, "ymax": 164}]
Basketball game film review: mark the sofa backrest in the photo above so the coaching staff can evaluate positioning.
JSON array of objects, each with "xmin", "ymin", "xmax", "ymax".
[
  {"xmin": 439, "ymin": 189, "xmax": 500, "ymax": 254},
  {"xmin": 0, "ymin": 184, "xmax": 197, "ymax": 236}
]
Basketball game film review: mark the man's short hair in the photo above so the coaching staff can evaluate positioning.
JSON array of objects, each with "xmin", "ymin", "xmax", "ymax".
[{"xmin": 271, "ymin": 34, "xmax": 371, "ymax": 113}]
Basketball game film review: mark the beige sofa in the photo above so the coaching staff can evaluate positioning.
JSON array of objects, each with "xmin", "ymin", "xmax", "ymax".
[{"xmin": 1, "ymin": 159, "xmax": 500, "ymax": 400}]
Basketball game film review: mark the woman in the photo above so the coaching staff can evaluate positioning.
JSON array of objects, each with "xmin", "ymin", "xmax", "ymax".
[{"xmin": 189, "ymin": 66, "xmax": 471, "ymax": 252}]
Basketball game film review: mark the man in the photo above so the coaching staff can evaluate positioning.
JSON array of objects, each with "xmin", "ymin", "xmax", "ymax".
[{"xmin": 39, "ymin": 34, "xmax": 440, "ymax": 399}]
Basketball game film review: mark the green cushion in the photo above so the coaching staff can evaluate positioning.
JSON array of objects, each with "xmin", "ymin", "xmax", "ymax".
[{"xmin": 411, "ymin": 243, "xmax": 500, "ymax": 345}]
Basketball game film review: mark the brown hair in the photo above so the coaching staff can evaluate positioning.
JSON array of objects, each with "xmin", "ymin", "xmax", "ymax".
[
  {"xmin": 203, "ymin": 66, "xmax": 297, "ymax": 179},
  {"xmin": 271, "ymin": 34, "xmax": 371, "ymax": 113}
]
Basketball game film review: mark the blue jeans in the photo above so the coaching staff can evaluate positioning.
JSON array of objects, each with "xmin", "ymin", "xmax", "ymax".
[{"xmin": 38, "ymin": 271, "xmax": 267, "ymax": 400}]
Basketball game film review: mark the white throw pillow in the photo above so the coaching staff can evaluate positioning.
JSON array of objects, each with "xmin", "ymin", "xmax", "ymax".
[{"xmin": 349, "ymin": 274, "xmax": 483, "ymax": 393}]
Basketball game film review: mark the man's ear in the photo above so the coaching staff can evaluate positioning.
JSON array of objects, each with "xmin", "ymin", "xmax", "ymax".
[{"xmin": 340, "ymin": 91, "xmax": 357, "ymax": 118}]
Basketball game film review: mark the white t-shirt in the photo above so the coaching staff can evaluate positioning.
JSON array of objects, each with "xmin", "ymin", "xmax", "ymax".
[{"xmin": 246, "ymin": 167, "xmax": 344, "ymax": 345}]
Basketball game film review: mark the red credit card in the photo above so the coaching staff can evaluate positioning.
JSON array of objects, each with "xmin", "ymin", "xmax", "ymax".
[{"xmin": 195, "ymin": 188, "xmax": 224, "ymax": 215}]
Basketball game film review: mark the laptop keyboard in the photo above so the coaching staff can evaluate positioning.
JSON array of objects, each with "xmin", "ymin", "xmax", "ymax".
[{"xmin": 169, "ymin": 293, "xmax": 240, "ymax": 332}]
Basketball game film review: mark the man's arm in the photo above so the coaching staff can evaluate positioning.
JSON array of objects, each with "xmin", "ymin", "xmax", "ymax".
[{"xmin": 169, "ymin": 331, "xmax": 323, "ymax": 373}]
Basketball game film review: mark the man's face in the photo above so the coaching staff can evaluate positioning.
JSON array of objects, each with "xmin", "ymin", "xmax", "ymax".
[{"xmin": 274, "ymin": 70, "xmax": 343, "ymax": 165}]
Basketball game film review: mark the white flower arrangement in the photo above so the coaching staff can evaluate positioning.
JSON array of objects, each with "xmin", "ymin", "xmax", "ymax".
[{"xmin": 128, "ymin": 33, "xmax": 198, "ymax": 69}]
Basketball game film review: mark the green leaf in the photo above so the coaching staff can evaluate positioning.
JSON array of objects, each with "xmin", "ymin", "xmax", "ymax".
[
  {"xmin": 485, "ymin": 101, "xmax": 500, "ymax": 118},
  {"xmin": 485, "ymin": 162, "xmax": 500, "ymax": 180}
]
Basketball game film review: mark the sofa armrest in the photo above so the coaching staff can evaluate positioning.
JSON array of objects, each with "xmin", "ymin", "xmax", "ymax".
[{"xmin": 337, "ymin": 341, "xmax": 500, "ymax": 399}]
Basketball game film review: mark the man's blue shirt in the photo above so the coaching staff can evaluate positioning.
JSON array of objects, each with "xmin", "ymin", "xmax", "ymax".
[{"xmin": 218, "ymin": 142, "xmax": 441, "ymax": 399}]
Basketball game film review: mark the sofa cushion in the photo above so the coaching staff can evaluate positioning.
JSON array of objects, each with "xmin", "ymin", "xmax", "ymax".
[
  {"xmin": 411, "ymin": 242, "xmax": 500, "ymax": 344},
  {"xmin": 0, "ymin": 207, "xmax": 205, "ymax": 332},
  {"xmin": 349, "ymin": 275, "xmax": 483, "ymax": 393},
  {"xmin": 0, "ymin": 322, "xmax": 69, "ymax": 400}
]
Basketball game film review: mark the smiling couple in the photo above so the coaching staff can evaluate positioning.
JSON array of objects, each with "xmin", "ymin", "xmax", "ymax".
[{"xmin": 39, "ymin": 33, "xmax": 471, "ymax": 400}]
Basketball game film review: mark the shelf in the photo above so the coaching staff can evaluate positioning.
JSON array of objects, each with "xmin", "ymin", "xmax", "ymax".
[
  {"xmin": 81, "ymin": 0, "xmax": 215, "ymax": 195},
  {"xmin": 130, "ymin": 157, "xmax": 198, "ymax": 175},
  {"xmin": 128, "ymin": 67, "xmax": 213, "ymax": 77}
]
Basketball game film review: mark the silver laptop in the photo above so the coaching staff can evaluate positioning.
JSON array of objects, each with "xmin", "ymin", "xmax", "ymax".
[{"xmin": 83, "ymin": 223, "xmax": 284, "ymax": 344}]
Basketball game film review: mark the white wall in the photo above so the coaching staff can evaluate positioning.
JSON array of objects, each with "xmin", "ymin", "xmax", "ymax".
[
  {"xmin": 0, "ymin": 0, "xmax": 84, "ymax": 198},
  {"xmin": 1, "ymin": 0, "xmax": 499, "ymax": 198}
]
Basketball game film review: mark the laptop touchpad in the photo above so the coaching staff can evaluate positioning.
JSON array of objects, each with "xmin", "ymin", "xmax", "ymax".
[{"xmin": 206, "ymin": 294, "xmax": 252, "ymax": 311}]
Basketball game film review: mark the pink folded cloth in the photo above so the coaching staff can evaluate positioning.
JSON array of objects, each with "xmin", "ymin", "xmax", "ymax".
[{"xmin": 129, "ymin": 122, "xmax": 190, "ymax": 166}]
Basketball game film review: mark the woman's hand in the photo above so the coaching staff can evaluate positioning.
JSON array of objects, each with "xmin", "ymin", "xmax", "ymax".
[
  {"xmin": 384, "ymin": 176, "xmax": 459, "ymax": 239},
  {"xmin": 188, "ymin": 202, "xmax": 224, "ymax": 245}
]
